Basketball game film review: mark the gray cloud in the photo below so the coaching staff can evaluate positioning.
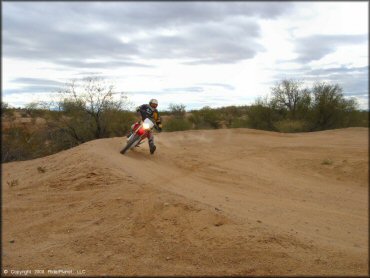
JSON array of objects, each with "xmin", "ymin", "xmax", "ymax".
[
  {"xmin": 306, "ymin": 66, "xmax": 368, "ymax": 76},
  {"xmin": 272, "ymin": 65, "xmax": 368, "ymax": 98},
  {"xmin": 127, "ymin": 86, "xmax": 205, "ymax": 95},
  {"xmin": 86, "ymin": 2, "xmax": 294, "ymax": 31},
  {"xmin": 125, "ymin": 91, "xmax": 161, "ymax": 96},
  {"xmin": 129, "ymin": 84, "xmax": 233, "ymax": 96},
  {"xmin": 5, "ymin": 78, "xmax": 67, "ymax": 96},
  {"xmin": 11, "ymin": 77, "xmax": 65, "ymax": 86},
  {"xmin": 152, "ymin": 20, "xmax": 264, "ymax": 64},
  {"xmin": 75, "ymin": 71, "xmax": 103, "ymax": 76},
  {"xmin": 3, "ymin": 77, "xmax": 71, "ymax": 95},
  {"xmin": 55, "ymin": 59, "xmax": 154, "ymax": 69},
  {"xmin": 198, "ymin": 83, "xmax": 235, "ymax": 90},
  {"xmin": 4, "ymin": 85, "xmax": 62, "ymax": 95},
  {"xmin": 164, "ymin": 86, "xmax": 204, "ymax": 93},
  {"xmin": 345, "ymin": 91, "xmax": 368, "ymax": 97},
  {"xmin": 3, "ymin": 88, "xmax": 27, "ymax": 95},
  {"xmin": 293, "ymin": 34, "xmax": 367, "ymax": 63},
  {"xmin": 3, "ymin": 2, "xmax": 293, "ymax": 70},
  {"xmin": 4, "ymin": 26, "xmax": 140, "ymax": 61}
]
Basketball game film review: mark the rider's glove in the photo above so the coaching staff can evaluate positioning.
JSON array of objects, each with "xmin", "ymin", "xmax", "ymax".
[{"xmin": 157, "ymin": 123, "xmax": 163, "ymax": 132}]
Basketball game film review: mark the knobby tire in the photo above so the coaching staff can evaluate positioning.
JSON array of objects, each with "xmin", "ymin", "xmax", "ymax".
[{"xmin": 121, "ymin": 134, "xmax": 140, "ymax": 154}]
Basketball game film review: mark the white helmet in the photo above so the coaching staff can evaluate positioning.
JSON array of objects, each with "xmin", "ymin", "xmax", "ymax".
[{"xmin": 149, "ymin": 99, "xmax": 158, "ymax": 107}]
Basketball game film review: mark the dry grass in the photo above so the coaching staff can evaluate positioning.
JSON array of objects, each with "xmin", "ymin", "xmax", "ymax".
[
  {"xmin": 321, "ymin": 159, "xmax": 334, "ymax": 165},
  {"xmin": 7, "ymin": 179, "xmax": 19, "ymax": 187}
]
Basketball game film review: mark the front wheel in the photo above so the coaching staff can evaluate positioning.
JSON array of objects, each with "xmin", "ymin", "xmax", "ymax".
[{"xmin": 120, "ymin": 134, "xmax": 141, "ymax": 154}]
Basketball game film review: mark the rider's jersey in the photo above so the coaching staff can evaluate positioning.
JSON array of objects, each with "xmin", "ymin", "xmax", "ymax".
[{"xmin": 136, "ymin": 104, "xmax": 161, "ymax": 125}]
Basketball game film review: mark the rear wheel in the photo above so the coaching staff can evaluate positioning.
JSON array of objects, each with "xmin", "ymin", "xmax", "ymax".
[{"xmin": 120, "ymin": 134, "xmax": 141, "ymax": 154}]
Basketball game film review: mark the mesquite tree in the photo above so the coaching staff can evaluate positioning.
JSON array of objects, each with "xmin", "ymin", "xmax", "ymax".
[
  {"xmin": 270, "ymin": 79, "xmax": 311, "ymax": 120},
  {"xmin": 56, "ymin": 77, "xmax": 131, "ymax": 143}
]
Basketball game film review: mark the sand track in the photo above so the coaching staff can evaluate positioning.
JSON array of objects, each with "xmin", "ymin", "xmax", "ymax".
[{"xmin": 2, "ymin": 127, "xmax": 368, "ymax": 275}]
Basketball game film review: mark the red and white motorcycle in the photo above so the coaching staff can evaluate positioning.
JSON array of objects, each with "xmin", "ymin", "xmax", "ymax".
[{"xmin": 120, "ymin": 118, "xmax": 155, "ymax": 154}]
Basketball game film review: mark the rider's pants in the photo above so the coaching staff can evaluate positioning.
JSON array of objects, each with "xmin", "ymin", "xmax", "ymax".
[{"xmin": 148, "ymin": 131, "xmax": 154, "ymax": 147}]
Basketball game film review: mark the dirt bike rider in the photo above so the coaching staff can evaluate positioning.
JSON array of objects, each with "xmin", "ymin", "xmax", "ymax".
[{"xmin": 127, "ymin": 99, "xmax": 162, "ymax": 154}]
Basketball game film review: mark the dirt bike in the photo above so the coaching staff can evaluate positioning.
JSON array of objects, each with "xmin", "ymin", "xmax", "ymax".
[{"xmin": 120, "ymin": 118, "xmax": 155, "ymax": 155}]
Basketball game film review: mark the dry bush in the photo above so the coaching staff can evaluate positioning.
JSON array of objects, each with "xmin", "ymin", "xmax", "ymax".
[{"xmin": 274, "ymin": 120, "xmax": 309, "ymax": 133}]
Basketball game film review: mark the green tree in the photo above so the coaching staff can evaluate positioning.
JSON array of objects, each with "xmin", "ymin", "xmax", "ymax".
[
  {"xmin": 55, "ymin": 77, "xmax": 131, "ymax": 144},
  {"xmin": 24, "ymin": 102, "xmax": 47, "ymax": 118},
  {"xmin": 1, "ymin": 101, "xmax": 9, "ymax": 111},
  {"xmin": 311, "ymin": 82, "xmax": 358, "ymax": 130},
  {"xmin": 247, "ymin": 97, "xmax": 280, "ymax": 131},
  {"xmin": 270, "ymin": 79, "xmax": 311, "ymax": 120},
  {"xmin": 1, "ymin": 101, "xmax": 15, "ymax": 117},
  {"xmin": 168, "ymin": 103, "xmax": 186, "ymax": 118}
]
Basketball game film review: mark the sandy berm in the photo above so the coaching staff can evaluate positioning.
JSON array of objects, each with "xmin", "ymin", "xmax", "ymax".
[{"xmin": 2, "ymin": 127, "xmax": 368, "ymax": 275}]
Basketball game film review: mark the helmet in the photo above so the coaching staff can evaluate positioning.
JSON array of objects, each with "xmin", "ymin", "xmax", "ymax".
[{"xmin": 149, "ymin": 99, "xmax": 158, "ymax": 108}]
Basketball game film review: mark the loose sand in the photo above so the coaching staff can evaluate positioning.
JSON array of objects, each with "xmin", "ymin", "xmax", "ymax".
[{"xmin": 2, "ymin": 127, "xmax": 368, "ymax": 275}]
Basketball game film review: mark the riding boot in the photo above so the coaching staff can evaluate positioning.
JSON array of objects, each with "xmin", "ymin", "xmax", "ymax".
[
  {"xmin": 148, "ymin": 133, "xmax": 156, "ymax": 154},
  {"xmin": 149, "ymin": 144, "xmax": 156, "ymax": 154}
]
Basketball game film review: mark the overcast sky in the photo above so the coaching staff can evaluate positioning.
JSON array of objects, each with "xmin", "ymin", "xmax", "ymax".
[{"xmin": 2, "ymin": 1, "xmax": 369, "ymax": 110}]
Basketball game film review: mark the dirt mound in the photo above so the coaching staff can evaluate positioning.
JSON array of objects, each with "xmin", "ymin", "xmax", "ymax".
[{"xmin": 2, "ymin": 127, "xmax": 368, "ymax": 275}]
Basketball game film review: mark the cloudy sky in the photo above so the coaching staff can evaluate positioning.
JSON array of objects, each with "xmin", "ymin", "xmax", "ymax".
[{"xmin": 2, "ymin": 1, "xmax": 368, "ymax": 110}]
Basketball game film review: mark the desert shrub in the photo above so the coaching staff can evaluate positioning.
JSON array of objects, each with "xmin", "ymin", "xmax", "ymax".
[
  {"xmin": 168, "ymin": 103, "xmax": 186, "ymax": 119},
  {"xmin": 2, "ymin": 126, "xmax": 28, "ymax": 162},
  {"xmin": 246, "ymin": 97, "xmax": 281, "ymax": 131},
  {"xmin": 54, "ymin": 77, "xmax": 131, "ymax": 143},
  {"xmin": 346, "ymin": 110, "xmax": 369, "ymax": 127},
  {"xmin": 37, "ymin": 166, "xmax": 46, "ymax": 173},
  {"xmin": 2, "ymin": 101, "xmax": 10, "ymax": 115},
  {"xmin": 101, "ymin": 110, "xmax": 136, "ymax": 137},
  {"xmin": 7, "ymin": 179, "xmax": 19, "ymax": 187},
  {"xmin": 215, "ymin": 105, "xmax": 248, "ymax": 127},
  {"xmin": 20, "ymin": 110, "xmax": 28, "ymax": 117},
  {"xmin": 1, "ymin": 124, "xmax": 46, "ymax": 162},
  {"xmin": 2, "ymin": 101, "xmax": 9, "ymax": 110},
  {"xmin": 270, "ymin": 79, "xmax": 311, "ymax": 120},
  {"xmin": 230, "ymin": 117, "xmax": 250, "ymax": 128},
  {"xmin": 311, "ymin": 82, "xmax": 359, "ymax": 130},
  {"xmin": 246, "ymin": 80, "xmax": 364, "ymax": 132},
  {"xmin": 24, "ymin": 102, "xmax": 46, "ymax": 118},
  {"xmin": 42, "ymin": 125, "xmax": 80, "ymax": 153},
  {"xmin": 163, "ymin": 117, "xmax": 192, "ymax": 132},
  {"xmin": 321, "ymin": 159, "xmax": 333, "ymax": 165},
  {"xmin": 246, "ymin": 105, "xmax": 277, "ymax": 131},
  {"xmin": 274, "ymin": 119, "xmax": 309, "ymax": 133},
  {"xmin": 2, "ymin": 78, "xmax": 137, "ymax": 162},
  {"xmin": 189, "ymin": 106, "xmax": 221, "ymax": 129},
  {"xmin": 1, "ymin": 102, "xmax": 16, "ymax": 118}
]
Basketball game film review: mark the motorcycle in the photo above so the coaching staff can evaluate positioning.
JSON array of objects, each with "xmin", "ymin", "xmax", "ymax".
[{"xmin": 120, "ymin": 118, "xmax": 155, "ymax": 155}]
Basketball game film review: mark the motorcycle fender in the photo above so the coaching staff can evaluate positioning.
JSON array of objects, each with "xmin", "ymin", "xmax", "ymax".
[{"xmin": 137, "ymin": 128, "xmax": 146, "ymax": 136}]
